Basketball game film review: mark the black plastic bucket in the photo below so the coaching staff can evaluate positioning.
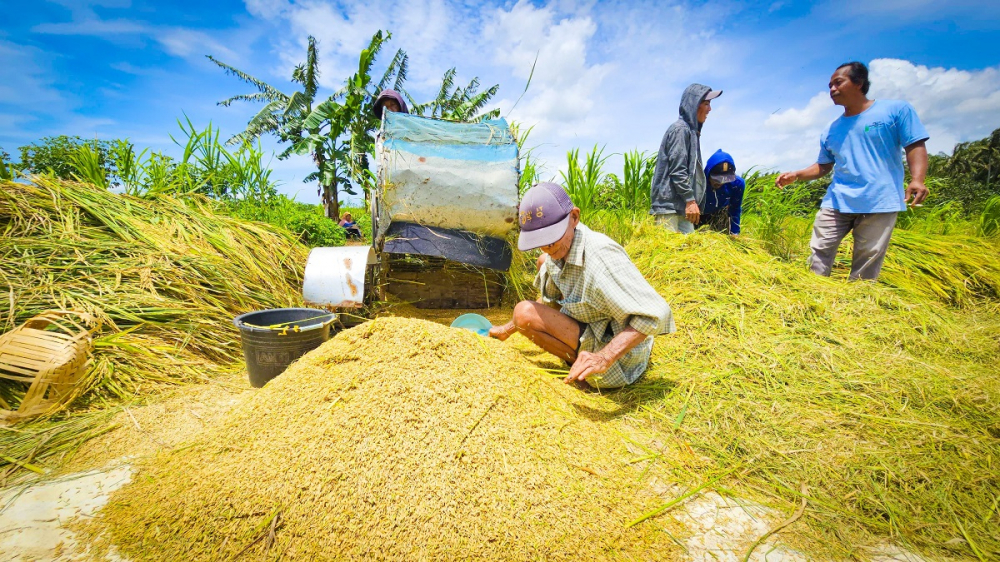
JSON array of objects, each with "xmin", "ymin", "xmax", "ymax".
[{"xmin": 233, "ymin": 308, "xmax": 337, "ymax": 388}]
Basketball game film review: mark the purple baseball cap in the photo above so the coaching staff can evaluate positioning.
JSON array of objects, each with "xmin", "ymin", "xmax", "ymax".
[{"xmin": 517, "ymin": 182, "xmax": 575, "ymax": 251}]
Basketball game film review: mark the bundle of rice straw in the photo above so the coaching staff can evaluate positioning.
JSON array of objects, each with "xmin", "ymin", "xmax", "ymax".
[
  {"xmin": 84, "ymin": 318, "xmax": 680, "ymax": 560},
  {"xmin": 0, "ymin": 178, "xmax": 306, "ymax": 409},
  {"xmin": 1, "ymin": 177, "xmax": 306, "ymax": 479}
]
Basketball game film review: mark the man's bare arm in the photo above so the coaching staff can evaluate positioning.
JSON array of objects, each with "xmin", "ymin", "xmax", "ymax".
[
  {"xmin": 904, "ymin": 140, "xmax": 929, "ymax": 205},
  {"xmin": 775, "ymin": 163, "xmax": 833, "ymax": 188},
  {"xmin": 565, "ymin": 327, "xmax": 647, "ymax": 384}
]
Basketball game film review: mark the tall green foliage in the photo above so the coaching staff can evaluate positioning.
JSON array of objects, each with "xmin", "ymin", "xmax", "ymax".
[
  {"xmin": 213, "ymin": 36, "xmax": 359, "ymax": 219},
  {"xmin": 18, "ymin": 136, "xmax": 111, "ymax": 181},
  {"xmin": 979, "ymin": 195, "xmax": 1000, "ymax": 237},
  {"xmin": 409, "ymin": 68, "xmax": 500, "ymax": 123},
  {"xmin": 616, "ymin": 150, "xmax": 655, "ymax": 211},
  {"xmin": 56, "ymin": 119, "xmax": 278, "ymax": 201},
  {"xmin": 69, "ymin": 143, "xmax": 109, "ymax": 188},
  {"xmin": 561, "ymin": 145, "xmax": 609, "ymax": 212},
  {"xmin": 1, "ymin": 147, "xmax": 17, "ymax": 181},
  {"xmin": 511, "ymin": 123, "xmax": 538, "ymax": 196},
  {"xmin": 294, "ymin": 31, "xmax": 408, "ymax": 206}
]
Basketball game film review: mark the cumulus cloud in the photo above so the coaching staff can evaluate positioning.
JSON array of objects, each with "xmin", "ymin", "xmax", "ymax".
[
  {"xmin": 868, "ymin": 58, "xmax": 1000, "ymax": 153},
  {"xmin": 245, "ymin": 0, "xmax": 464, "ymax": 91},
  {"xmin": 485, "ymin": 1, "xmax": 611, "ymax": 138},
  {"xmin": 764, "ymin": 92, "xmax": 838, "ymax": 134}
]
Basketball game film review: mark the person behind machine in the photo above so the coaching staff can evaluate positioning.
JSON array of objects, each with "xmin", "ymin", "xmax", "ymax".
[{"xmin": 373, "ymin": 89, "xmax": 409, "ymax": 120}]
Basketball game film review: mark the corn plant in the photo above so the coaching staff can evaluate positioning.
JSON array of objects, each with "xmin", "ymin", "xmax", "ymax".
[
  {"xmin": 742, "ymin": 168, "xmax": 813, "ymax": 260},
  {"xmin": 978, "ymin": 195, "xmax": 1000, "ymax": 237},
  {"xmin": 69, "ymin": 142, "xmax": 109, "ymax": 188},
  {"xmin": 561, "ymin": 145, "xmax": 608, "ymax": 212},
  {"xmin": 617, "ymin": 149, "xmax": 655, "ymax": 211},
  {"xmin": 511, "ymin": 122, "xmax": 539, "ymax": 196}
]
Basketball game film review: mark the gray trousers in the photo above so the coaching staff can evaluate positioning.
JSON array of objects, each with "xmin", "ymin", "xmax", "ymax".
[
  {"xmin": 654, "ymin": 213, "xmax": 695, "ymax": 234},
  {"xmin": 808, "ymin": 208, "xmax": 898, "ymax": 280}
]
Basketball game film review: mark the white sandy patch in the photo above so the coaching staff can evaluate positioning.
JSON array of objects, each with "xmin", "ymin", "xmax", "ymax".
[
  {"xmin": 0, "ymin": 465, "xmax": 132, "ymax": 561},
  {"xmin": 669, "ymin": 489, "xmax": 808, "ymax": 561}
]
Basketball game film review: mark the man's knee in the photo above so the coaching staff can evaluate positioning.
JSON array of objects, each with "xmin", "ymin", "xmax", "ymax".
[{"xmin": 512, "ymin": 300, "xmax": 541, "ymax": 331}]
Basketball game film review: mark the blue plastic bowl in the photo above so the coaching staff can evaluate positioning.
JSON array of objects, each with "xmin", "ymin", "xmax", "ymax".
[{"xmin": 450, "ymin": 313, "xmax": 492, "ymax": 337}]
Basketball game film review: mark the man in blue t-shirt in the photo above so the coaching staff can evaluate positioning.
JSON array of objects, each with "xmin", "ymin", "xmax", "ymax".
[{"xmin": 776, "ymin": 61, "xmax": 929, "ymax": 280}]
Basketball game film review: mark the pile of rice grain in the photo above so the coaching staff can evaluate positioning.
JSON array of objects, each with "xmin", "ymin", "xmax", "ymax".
[{"xmin": 85, "ymin": 317, "xmax": 678, "ymax": 560}]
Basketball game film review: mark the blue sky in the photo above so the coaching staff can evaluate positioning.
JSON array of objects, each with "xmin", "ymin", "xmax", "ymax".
[{"xmin": 2, "ymin": 0, "xmax": 999, "ymax": 204}]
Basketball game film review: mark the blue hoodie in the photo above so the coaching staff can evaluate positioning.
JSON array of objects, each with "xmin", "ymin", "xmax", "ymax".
[{"xmin": 702, "ymin": 149, "xmax": 745, "ymax": 235}]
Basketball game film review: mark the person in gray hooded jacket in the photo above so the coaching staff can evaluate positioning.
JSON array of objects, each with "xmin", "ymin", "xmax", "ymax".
[{"xmin": 650, "ymin": 84, "xmax": 722, "ymax": 233}]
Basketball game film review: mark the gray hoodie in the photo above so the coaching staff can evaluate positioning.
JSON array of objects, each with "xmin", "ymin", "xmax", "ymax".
[{"xmin": 650, "ymin": 84, "xmax": 710, "ymax": 215}]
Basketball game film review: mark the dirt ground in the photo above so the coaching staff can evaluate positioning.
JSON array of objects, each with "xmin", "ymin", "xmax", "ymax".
[{"xmin": 0, "ymin": 308, "xmax": 932, "ymax": 562}]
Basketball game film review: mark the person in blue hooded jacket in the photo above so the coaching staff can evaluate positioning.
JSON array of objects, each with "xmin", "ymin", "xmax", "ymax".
[{"xmin": 700, "ymin": 150, "xmax": 745, "ymax": 235}]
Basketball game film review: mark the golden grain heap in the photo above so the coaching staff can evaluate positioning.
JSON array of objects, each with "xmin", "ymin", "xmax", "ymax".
[{"xmin": 87, "ymin": 317, "xmax": 679, "ymax": 561}]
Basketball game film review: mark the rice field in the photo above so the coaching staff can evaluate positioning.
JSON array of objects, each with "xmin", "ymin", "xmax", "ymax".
[{"xmin": 1, "ymin": 178, "xmax": 999, "ymax": 560}]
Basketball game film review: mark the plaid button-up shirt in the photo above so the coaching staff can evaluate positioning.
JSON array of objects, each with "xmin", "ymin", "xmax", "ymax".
[{"xmin": 535, "ymin": 224, "xmax": 675, "ymax": 388}]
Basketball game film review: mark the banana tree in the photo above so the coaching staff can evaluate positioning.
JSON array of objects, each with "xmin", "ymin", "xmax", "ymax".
[
  {"xmin": 294, "ymin": 31, "xmax": 407, "ymax": 206},
  {"xmin": 408, "ymin": 68, "xmax": 500, "ymax": 123},
  {"xmin": 210, "ymin": 36, "xmax": 348, "ymax": 217}
]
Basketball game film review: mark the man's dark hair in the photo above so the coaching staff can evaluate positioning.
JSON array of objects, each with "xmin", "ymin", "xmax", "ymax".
[{"xmin": 836, "ymin": 61, "xmax": 870, "ymax": 95}]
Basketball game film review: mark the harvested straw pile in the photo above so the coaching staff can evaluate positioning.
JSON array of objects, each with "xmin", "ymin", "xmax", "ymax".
[
  {"xmin": 879, "ymin": 229, "xmax": 1000, "ymax": 308},
  {"xmin": 85, "ymin": 318, "xmax": 679, "ymax": 560},
  {"xmin": 621, "ymin": 226, "xmax": 1000, "ymax": 559},
  {"xmin": 0, "ymin": 178, "xmax": 305, "ymax": 404},
  {"xmin": 1, "ymin": 178, "xmax": 305, "ymax": 476}
]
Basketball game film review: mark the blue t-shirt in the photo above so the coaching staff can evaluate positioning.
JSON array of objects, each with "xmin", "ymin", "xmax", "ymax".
[{"xmin": 817, "ymin": 100, "xmax": 929, "ymax": 213}]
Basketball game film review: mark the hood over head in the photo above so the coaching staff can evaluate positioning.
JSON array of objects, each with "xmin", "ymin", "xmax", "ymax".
[
  {"xmin": 705, "ymin": 149, "xmax": 736, "ymax": 175},
  {"xmin": 705, "ymin": 149, "xmax": 737, "ymax": 185},
  {"xmin": 679, "ymin": 84, "xmax": 714, "ymax": 132},
  {"xmin": 374, "ymin": 89, "xmax": 409, "ymax": 119}
]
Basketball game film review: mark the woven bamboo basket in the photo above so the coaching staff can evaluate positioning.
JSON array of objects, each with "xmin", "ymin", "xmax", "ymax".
[{"xmin": 0, "ymin": 311, "xmax": 95, "ymax": 423}]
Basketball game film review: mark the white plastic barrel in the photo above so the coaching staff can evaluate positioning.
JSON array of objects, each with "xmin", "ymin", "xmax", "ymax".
[{"xmin": 302, "ymin": 246, "xmax": 377, "ymax": 308}]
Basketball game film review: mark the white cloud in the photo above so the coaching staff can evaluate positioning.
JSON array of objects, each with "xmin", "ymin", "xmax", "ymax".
[
  {"xmin": 247, "ymin": 0, "xmax": 462, "ymax": 91},
  {"xmin": 486, "ymin": 1, "xmax": 611, "ymax": 139},
  {"xmin": 868, "ymin": 58, "xmax": 1000, "ymax": 154},
  {"xmin": 156, "ymin": 28, "xmax": 239, "ymax": 61},
  {"xmin": 764, "ymin": 92, "xmax": 838, "ymax": 134},
  {"xmin": 33, "ymin": 4, "xmax": 242, "ymax": 63}
]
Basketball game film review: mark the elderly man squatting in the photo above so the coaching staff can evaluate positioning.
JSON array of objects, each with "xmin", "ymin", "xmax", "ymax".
[{"xmin": 490, "ymin": 182, "xmax": 675, "ymax": 389}]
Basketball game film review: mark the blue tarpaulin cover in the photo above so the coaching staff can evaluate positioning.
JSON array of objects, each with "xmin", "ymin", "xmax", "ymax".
[{"xmin": 375, "ymin": 112, "xmax": 520, "ymax": 269}]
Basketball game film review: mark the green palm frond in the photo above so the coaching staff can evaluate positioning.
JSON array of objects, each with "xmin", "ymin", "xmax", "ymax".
[
  {"xmin": 284, "ymin": 91, "xmax": 312, "ymax": 120},
  {"xmin": 227, "ymin": 99, "xmax": 286, "ymax": 145},
  {"xmin": 207, "ymin": 55, "xmax": 287, "ymax": 101},
  {"xmin": 218, "ymin": 92, "xmax": 283, "ymax": 107},
  {"xmin": 392, "ymin": 52, "xmax": 408, "ymax": 92},
  {"xmin": 376, "ymin": 49, "xmax": 407, "ymax": 93},
  {"xmin": 304, "ymin": 36, "xmax": 319, "ymax": 99}
]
